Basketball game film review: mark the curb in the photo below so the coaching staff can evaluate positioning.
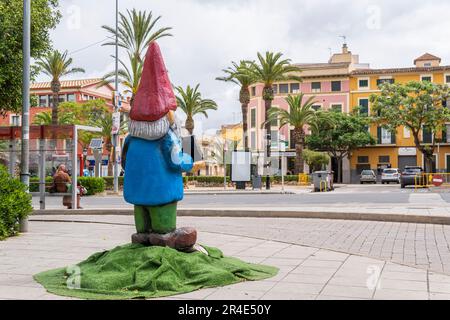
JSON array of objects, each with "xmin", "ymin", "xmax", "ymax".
[{"xmin": 31, "ymin": 208, "xmax": 450, "ymax": 225}]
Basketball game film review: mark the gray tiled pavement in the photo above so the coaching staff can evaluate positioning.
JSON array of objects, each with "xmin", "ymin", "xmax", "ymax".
[
  {"xmin": 32, "ymin": 215, "xmax": 450, "ymax": 275},
  {"xmin": 3, "ymin": 219, "xmax": 450, "ymax": 300}
]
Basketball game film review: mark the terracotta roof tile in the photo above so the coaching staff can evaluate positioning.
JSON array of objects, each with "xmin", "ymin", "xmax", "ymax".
[
  {"xmin": 31, "ymin": 78, "xmax": 104, "ymax": 90},
  {"xmin": 352, "ymin": 65, "xmax": 450, "ymax": 76},
  {"xmin": 414, "ymin": 53, "xmax": 441, "ymax": 63}
]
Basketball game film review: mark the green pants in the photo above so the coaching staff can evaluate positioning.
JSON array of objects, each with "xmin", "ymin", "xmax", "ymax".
[{"xmin": 134, "ymin": 202, "xmax": 177, "ymax": 234}]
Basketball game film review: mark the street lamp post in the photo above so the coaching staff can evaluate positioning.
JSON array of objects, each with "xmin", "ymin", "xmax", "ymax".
[
  {"xmin": 112, "ymin": 0, "xmax": 120, "ymax": 193},
  {"xmin": 20, "ymin": 0, "xmax": 31, "ymax": 232}
]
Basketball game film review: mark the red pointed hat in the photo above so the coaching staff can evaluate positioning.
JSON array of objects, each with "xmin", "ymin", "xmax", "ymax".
[{"xmin": 130, "ymin": 41, "xmax": 177, "ymax": 121}]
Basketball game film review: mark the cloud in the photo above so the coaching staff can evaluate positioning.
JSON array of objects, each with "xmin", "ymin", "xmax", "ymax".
[{"xmin": 40, "ymin": 0, "xmax": 450, "ymax": 132}]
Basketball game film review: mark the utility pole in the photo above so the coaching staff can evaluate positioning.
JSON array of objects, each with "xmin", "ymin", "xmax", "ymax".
[
  {"xmin": 20, "ymin": 0, "xmax": 31, "ymax": 232},
  {"xmin": 112, "ymin": 0, "xmax": 120, "ymax": 193}
]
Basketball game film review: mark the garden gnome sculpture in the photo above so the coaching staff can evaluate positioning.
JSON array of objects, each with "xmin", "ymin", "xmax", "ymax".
[{"xmin": 122, "ymin": 41, "xmax": 197, "ymax": 252}]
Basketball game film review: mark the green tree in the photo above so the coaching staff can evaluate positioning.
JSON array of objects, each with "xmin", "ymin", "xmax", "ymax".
[
  {"xmin": 306, "ymin": 109, "xmax": 376, "ymax": 182},
  {"xmin": 0, "ymin": 0, "xmax": 61, "ymax": 116},
  {"xmin": 247, "ymin": 52, "xmax": 301, "ymax": 186},
  {"xmin": 99, "ymin": 53, "xmax": 143, "ymax": 106},
  {"xmin": 266, "ymin": 94, "xmax": 325, "ymax": 174},
  {"xmin": 32, "ymin": 111, "xmax": 73, "ymax": 125},
  {"xmin": 101, "ymin": 9, "xmax": 172, "ymax": 107},
  {"xmin": 371, "ymin": 81, "xmax": 450, "ymax": 172},
  {"xmin": 175, "ymin": 84, "xmax": 218, "ymax": 135},
  {"xmin": 302, "ymin": 149, "xmax": 330, "ymax": 173},
  {"xmin": 216, "ymin": 61, "xmax": 256, "ymax": 150},
  {"xmin": 35, "ymin": 50, "xmax": 85, "ymax": 124},
  {"xmin": 102, "ymin": 9, "xmax": 172, "ymax": 62}
]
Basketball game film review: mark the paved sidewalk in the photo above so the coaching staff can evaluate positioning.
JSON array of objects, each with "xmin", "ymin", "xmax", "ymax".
[{"xmin": 2, "ymin": 219, "xmax": 450, "ymax": 300}]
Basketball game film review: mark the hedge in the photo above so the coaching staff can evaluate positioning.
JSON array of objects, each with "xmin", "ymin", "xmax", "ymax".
[
  {"xmin": 29, "ymin": 176, "xmax": 105, "ymax": 195},
  {"xmin": 78, "ymin": 177, "xmax": 106, "ymax": 196},
  {"xmin": 0, "ymin": 165, "xmax": 33, "ymax": 240}
]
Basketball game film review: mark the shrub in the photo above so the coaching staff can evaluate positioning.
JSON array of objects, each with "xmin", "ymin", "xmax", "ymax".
[
  {"xmin": 78, "ymin": 177, "xmax": 106, "ymax": 195},
  {"xmin": 302, "ymin": 150, "xmax": 330, "ymax": 172},
  {"xmin": 29, "ymin": 177, "xmax": 53, "ymax": 193},
  {"xmin": 0, "ymin": 165, "xmax": 33, "ymax": 240},
  {"xmin": 102, "ymin": 176, "xmax": 124, "ymax": 190}
]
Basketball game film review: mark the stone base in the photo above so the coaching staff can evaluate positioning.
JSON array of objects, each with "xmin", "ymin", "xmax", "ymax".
[{"xmin": 131, "ymin": 227, "xmax": 197, "ymax": 252}]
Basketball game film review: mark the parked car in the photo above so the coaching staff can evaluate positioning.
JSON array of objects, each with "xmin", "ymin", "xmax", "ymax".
[
  {"xmin": 360, "ymin": 169, "xmax": 377, "ymax": 184},
  {"xmin": 400, "ymin": 166, "xmax": 423, "ymax": 188},
  {"xmin": 381, "ymin": 168, "xmax": 400, "ymax": 184}
]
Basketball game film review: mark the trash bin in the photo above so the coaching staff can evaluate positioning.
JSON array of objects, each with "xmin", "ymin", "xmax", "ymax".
[
  {"xmin": 312, "ymin": 171, "xmax": 333, "ymax": 192},
  {"xmin": 252, "ymin": 175, "xmax": 262, "ymax": 190}
]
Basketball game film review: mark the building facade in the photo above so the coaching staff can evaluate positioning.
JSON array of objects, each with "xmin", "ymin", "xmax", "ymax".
[
  {"xmin": 247, "ymin": 44, "xmax": 369, "ymax": 178},
  {"xmin": 248, "ymin": 47, "xmax": 450, "ymax": 183},
  {"xmin": 349, "ymin": 53, "xmax": 450, "ymax": 182},
  {"xmin": 0, "ymin": 78, "xmax": 130, "ymax": 177}
]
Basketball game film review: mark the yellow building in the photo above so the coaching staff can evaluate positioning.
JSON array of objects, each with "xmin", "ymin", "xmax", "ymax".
[
  {"xmin": 349, "ymin": 53, "xmax": 450, "ymax": 182},
  {"xmin": 219, "ymin": 123, "xmax": 244, "ymax": 149}
]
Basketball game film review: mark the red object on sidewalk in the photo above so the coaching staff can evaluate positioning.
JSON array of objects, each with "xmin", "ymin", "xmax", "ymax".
[
  {"xmin": 432, "ymin": 175, "xmax": 444, "ymax": 187},
  {"xmin": 130, "ymin": 41, "xmax": 177, "ymax": 122}
]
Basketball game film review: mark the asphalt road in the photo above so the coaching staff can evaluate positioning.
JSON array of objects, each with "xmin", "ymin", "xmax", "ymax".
[{"xmin": 32, "ymin": 184, "xmax": 440, "ymax": 209}]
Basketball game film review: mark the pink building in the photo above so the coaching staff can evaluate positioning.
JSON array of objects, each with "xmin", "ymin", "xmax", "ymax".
[{"xmin": 247, "ymin": 45, "xmax": 369, "ymax": 174}]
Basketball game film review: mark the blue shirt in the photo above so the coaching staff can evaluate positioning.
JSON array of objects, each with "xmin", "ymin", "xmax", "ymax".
[{"xmin": 123, "ymin": 129, "xmax": 193, "ymax": 206}]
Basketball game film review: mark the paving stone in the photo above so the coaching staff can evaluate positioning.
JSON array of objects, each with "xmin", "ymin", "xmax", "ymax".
[
  {"xmin": 374, "ymin": 289, "xmax": 429, "ymax": 300},
  {"xmin": 320, "ymin": 285, "xmax": 374, "ymax": 299},
  {"xmin": 268, "ymin": 282, "xmax": 324, "ymax": 295}
]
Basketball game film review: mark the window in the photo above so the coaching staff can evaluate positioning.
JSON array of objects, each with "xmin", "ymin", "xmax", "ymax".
[
  {"xmin": 359, "ymin": 98, "xmax": 369, "ymax": 116},
  {"xmin": 404, "ymin": 127, "xmax": 411, "ymax": 138},
  {"xmin": 279, "ymin": 83, "xmax": 289, "ymax": 94},
  {"xmin": 358, "ymin": 156, "xmax": 369, "ymax": 164},
  {"xmin": 272, "ymin": 85, "xmax": 278, "ymax": 95},
  {"xmin": 379, "ymin": 156, "xmax": 390, "ymax": 163},
  {"xmin": 270, "ymin": 130, "xmax": 279, "ymax": 148},
  {"xmin": 250, "ymin": 132, "xmax": 256, "ymax": 149},
  {"xmin": 442, "ymin": 125, "xmax": 450, "ymax": 143},
  {"xmin": 424, "ymin": 63, "xmax": 432, "ymax": 67},
  {"xmin": 422, "ymin": 126, "xmax": 433, "ymax": 143},
  {"xmin": 39, "ymin": 95, "xmax": 47, "ymax": 107},
  {"xmin": 290, "ymin": 83, "xmax": 300, "ymax": 93},
  {"xmin": 67, "ymin": 94, "xmax": 76, "ymax": 102},
  {"xmin": 446, "ymin": 75, "xmax": 450, "ymax": 84},
  {"xmin": 10, "ymin": 115, "xmax": 21, "ymax": 126},
  {"xmin": 311, "ymin": 82, "xmax": 321, "ymax": 93},
  {"xmin": 58, "ymin": 95, "xmax": 66, "ymax": 103},
  {"xmin": 331, "ymin": 81, "xmax": 341, "ymax": 92},
  {"xmin": 331, "ymin": 104, "xmax": 342, "ymax": 112},
  {"xmin": 358, "ymin": 78, "xmax": 369, "ymax": 90},
  {"xmin": 48, "ymin": 95, "xmax": 54, "ymax": 105},
  {"xmin": 250, "ymin": 109, "xmax": 256, "ymax": 128},
  {"xmin": 377, "ymin": 127, "xmax": 395, "ymax": 144},
  {"xmin": 270, "ymin": 117, "xmax": 278, "ymax": 127},
  {"xmin": 421, "ymin": 75, "xmax": 432, "ymax": 82},
  {"xmin": 312, "ymin": 105, "xmax": 321, "ymax": 111},
  {"xmin": 377, "ymin": 78, "xmax": 394, "ymax": 87},
  {"xmin": 251, "ymin": 87, "xmax": 256, "ymax": 96}
]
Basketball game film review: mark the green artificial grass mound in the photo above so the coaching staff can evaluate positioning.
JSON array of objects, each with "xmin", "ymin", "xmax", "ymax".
[{"xmin": 34, "ymin": 244, "xmax": 278, "ymax": 300}]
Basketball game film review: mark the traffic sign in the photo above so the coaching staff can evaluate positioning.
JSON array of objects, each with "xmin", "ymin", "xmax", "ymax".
[{"xmin": 432, "ymin": 175, "xmax": 444, "ymax": 187}]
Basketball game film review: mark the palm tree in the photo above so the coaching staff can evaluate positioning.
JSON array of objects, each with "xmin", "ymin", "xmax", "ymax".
[
  {"xmin": 175, "ymin": 84, "xmax": 218, "ymax": 135},
  {"xmin": 36, "ymin": 50, "xmax": 85, "ymax": 125},
  {"xmin": 266, "ymin": 94, "xmax": 325, "ymax": 174},
  {"xmin": 248, "ymin": 51, "xmax": 302, "ymax": 188},
  {"xmin": 216, "ymin": 61, "xmax": 256, "ymax": 150},
  {"xmin": 32, "ymin": 111, "xmax": 75, "ymax": 125},
  {"xmin": 88, "ymin": 110, "xmax": 128, "ymax": 176},
  {"xmin": 102, "ymin": 9, "xmax": 172, "ymax": 61},
  {"xmin": 99, "ymin": 53, "xmax": 143, "ymax": 106}
]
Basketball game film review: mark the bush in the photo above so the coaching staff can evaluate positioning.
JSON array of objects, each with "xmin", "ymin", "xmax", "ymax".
[
  {"xmin": 29, "ymin": 177, "xmax": 53, "ymax": 193},
  {"xmin": 102, "ymin": 176, "xmax": 124, "ymax": 190},
  {"xmin": 78, "ymin": 177, "xmax": 106, "ymax": 196},
  {"xmin": 0, "ymin": 165, "xmax": 33, "ymax": 240}
]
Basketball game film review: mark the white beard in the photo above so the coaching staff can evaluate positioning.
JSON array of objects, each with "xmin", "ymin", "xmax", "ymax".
[{"xmin": 128, "ymin": 117, "xmax": 170, "ymax": 141}]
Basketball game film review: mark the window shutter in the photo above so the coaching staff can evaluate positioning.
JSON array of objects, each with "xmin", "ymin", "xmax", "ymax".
[
  {"xmin": 391, "ymin": 130, "xmax": 396, "ymax": 144},
  {"xmin": 377, "ymin": 127, "xmax": 382, "ymax": 144}
]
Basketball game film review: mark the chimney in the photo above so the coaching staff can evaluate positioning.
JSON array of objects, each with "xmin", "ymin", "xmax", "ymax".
[{"xmin": 342, "ymin": 43, "xmax": 349, "ymax": 54}]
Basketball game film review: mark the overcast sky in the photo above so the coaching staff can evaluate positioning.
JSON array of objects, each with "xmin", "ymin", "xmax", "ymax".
[{"xmin": 40, "ymin": 0, "xmax": 450, "ymax": 134}]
